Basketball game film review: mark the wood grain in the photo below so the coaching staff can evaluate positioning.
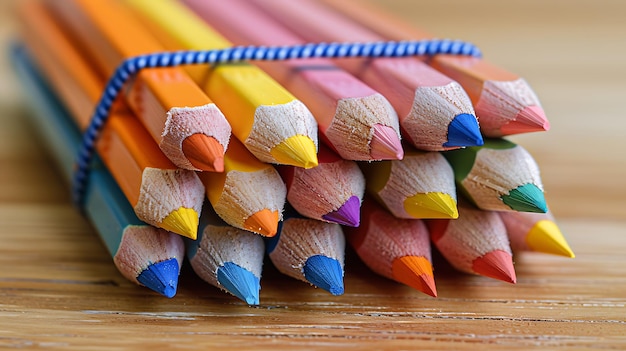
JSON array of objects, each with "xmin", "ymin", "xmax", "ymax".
[{"xmin": 1, "ymin": 0, "xmax": 625, "ymax": 349}]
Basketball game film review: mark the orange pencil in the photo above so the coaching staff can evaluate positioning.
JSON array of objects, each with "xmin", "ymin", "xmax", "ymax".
[
  {"xmin": 428, "ymin": 205, "xmax": 517, "ymax": 283},
  {"xmin": 499, "ymin": 210, "xmax": 575, "ymax": 258},
  {"xmin": 46, "ymin": 0, "xmax": 231, "ymax": 172},
  {"xmin": 181, "ymin": 0, "xmax": 404, "ymax": 161},
  {"xmin": 125, "ymin": 0, "xmax": 320, "ymax": 168},
  {"xmin": 19, "ymin": 1, "xmax": 204, "ymax": 239},
  {"xmin": 320, "ymin": 0, "xmax": 550, "ymax": 137},
  {"xmin": 344, "ymin": 200, "xmax": 437, "ymax": 297},
  {"xmin": 198, "ymin": 138, "xmax": 286, "ymax": 237},
  {"xmin": 249, "ymin": 0, "xmax": 483, "ymax": 151},
  {"xmin": 277, "ymin": 144, "xmax": 365, "ymax": 227}
]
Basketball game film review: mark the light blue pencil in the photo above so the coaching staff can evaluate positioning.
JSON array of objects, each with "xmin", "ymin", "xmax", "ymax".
[
  {"xmin": 11, "ymin": 43, "xmax": 185, "ymax": 298},
  {"xmin": 186, "ymin": 205, "xmax": 264, "ymax": 305},
  {"xmin": 266, "ymin": 208, "xmax": 345, "ymax": 295}
]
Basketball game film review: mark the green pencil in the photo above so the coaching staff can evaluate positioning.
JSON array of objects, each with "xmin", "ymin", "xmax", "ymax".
[
  {"xmin": 11, "ymin": 43, "xmax": 184, "ymax": 298},
  {"xmin": 443, "ymin": 138, "xmax": 547, "ymax": 213}
]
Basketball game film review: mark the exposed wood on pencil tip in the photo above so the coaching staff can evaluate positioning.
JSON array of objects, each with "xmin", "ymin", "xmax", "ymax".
[
  {"xmin": 370, "ymin": 124, "xmax": 404, "ymax": 160},
  {"xmin": 472, "ymin": 250, "xmax": 517, "ymax": 284},
  {"xmin": 392, "ymin": 256, "xmax": 437, "ymax": 297},
  {"xmin": 243, "ymin": 209, "xmax": 279, "ymax": 237},
  {"xmin": 182, "ymin": 133, "xmax": 225, "ymax": 172},
  {"xmin": 158, "ymin": 207, "xmax": 199, "ymax": 240}
]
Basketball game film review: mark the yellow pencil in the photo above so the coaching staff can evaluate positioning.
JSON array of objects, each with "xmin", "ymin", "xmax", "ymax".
[{"xmin": 125, "ymin": 0, "xmax": 319, "ymax": 169}]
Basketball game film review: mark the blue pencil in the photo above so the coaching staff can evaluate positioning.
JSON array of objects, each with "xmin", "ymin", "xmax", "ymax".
[
  {"xmin": 11, "ymin": 43, "xmax": 185, "ymax": 298},
  {"xmin": 266, "ymin": 209, "xmax": 345, "ymax": 295},
  {"xmin": 186, "ymin": 205, "xmax": 264, "ymax": 305}
]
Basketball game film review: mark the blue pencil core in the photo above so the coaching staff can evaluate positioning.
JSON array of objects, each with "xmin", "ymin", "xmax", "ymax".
[
  {"xmin": 137, "ymin": 258, "xmax": 180, "ymax": 298},
  {"xmin": 217, "ymin": 262, "xmax": 261, "ymax": 305},
  {"xmin": 443, "ymin": 113, "xmax": 484, "ymax": 147},
  {"xmin": 303, "ymin": 255, "xmax": 344, "ymax": 295}
]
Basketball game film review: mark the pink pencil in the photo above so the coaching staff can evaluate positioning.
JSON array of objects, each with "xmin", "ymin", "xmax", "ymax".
[
  {"xmin": 277, "ymin": 144, "xmax": 365, "ymax": 227},
  {"xmin": 248, "ymin": 0, "xmax": 482, "ymax": 152},
  {"xmin": 183, "ymin": 0, "xmax": 403, "ymax": 161}
]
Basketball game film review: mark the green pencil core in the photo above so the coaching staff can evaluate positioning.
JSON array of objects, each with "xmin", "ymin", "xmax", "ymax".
[{"xmin": 501, "ymin": 183, "xmax": 547, "ymax": 213}]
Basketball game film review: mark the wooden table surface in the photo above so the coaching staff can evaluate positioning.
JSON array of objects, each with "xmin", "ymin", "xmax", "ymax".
[{"xmin": 1, "ymin": 0, "xmax": 625, "ymax": 349}]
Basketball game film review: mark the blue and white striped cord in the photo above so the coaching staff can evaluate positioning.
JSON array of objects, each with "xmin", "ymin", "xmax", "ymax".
[{"xmin": 72, "ymin": 39, "xmax": 482, "ymax": 207}]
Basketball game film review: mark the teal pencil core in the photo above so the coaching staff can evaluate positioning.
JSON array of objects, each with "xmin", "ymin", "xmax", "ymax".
[
  {"xmin": 501, "ymin": 183, "xmax": 547, "ymax": 213},
  {"xmin": 217, "ymin": 262, "xmax": 261, "ymax": 305},
  {"xmin": 137, "ymin": 258, "xmax": 180, "ymax": 298},
  {"xmin": 303, "ymin": 255, "xmax": 344, "ymax": 295}
]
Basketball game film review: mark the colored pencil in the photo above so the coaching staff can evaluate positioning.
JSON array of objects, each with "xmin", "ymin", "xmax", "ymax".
[
  {"xmin": 198, "ymin": 138, "xmax": 286, "ymax": 237},
  {"xmin": 359, "ymin": 147, "xmax": 458, "ymax": 219},
  {"xmin": 443, "ymin": 138, "xmax": 547, "ymax": 213},
  {"xmin": 12, "ymin": 43, "xmax": 184, "ymax": 298},
  {"xmin": 267, "ymin": 213, "xmax": 345, "ymax": 295},
  {"xmin": 428, "ymin": 205, "xmax": 517, "ymax": 283},
  {"xmin": 45, "ymin": 0, "xmax": 232, "ymax": 172},
  {"xmin": 277, "ymin": 145, "xmax": 365, "ymax": 227},
  {"xmin": 500, "ymin": 210, "xmax": 575, "ymax": 258},
  {"xmin": 344, "ymin": 200, "xmax": 436, "ymax": 297},
  {"xmin": 182, "ymin": 0, "xmax": 404, "ymax": 161},
  {"xmin": 319, "ymin": 0, "xmax": 550, "ymax": 137},
  {"xmin": 248, "ymin": 0, "xmax": 483, "ymax": 152},
  {"xmin": 187, "ymin": 205, "xmax": 264, "ymax": 305},
  {"xmin": 124, "ymin": 0, "xmax": 320, "ymax": 169},
  {"xmin": 18, "ymin": 1, "xmax": 204, "ymax": 239}
]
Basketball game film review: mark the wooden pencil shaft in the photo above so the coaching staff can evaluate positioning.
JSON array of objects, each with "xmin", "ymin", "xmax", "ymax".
[
  {"xmin": 181, "ymin": 0, "xmax": 402, "ymax": 160},
  {"xmin": 46, "ymin": 0, "xmax": 231, "ymax": 170}
]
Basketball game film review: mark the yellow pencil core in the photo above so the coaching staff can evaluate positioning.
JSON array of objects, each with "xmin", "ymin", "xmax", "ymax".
[
  {"xmin": 270, "ymin": 135, "xmax": 318, "ymax": 169},
  {"xmin": 403, "ymin": 192, "xmax": 458, "ymax": 219},
  {"xmin": 527, "ymin": 220, "xmax": 575, "ymax": 258},
  {"xmin": 391, "ymin": 256, "xmax": 437, "ymax": 297},
  {"xmin": 158, "ymin": 207, "xmax": 199, "ymax": 240}
]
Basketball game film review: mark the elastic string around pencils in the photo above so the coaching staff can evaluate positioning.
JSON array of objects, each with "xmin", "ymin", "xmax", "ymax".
[{"xmin": 72, "ymin": 39, "xmax": 482, "ymax": 208}]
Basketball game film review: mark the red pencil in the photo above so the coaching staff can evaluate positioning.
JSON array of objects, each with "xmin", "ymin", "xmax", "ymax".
[{"xmin": 428, "ymin": 205, "xmax": 516, "ymax": 283}]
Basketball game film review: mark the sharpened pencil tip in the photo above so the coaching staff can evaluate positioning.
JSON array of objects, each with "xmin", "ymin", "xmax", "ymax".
[
  {"xmin": 527, "ymin": 220, "xmax": 575, "ymax": 258},
  {"xmin": 370, "ymin": 124, "xmax": 403, "ymax": 160},
  {"xmin": 303, "ymin": 255, "xmax": 344, "ymax": 295},
  {"xmin": 501, "ymin": 183, "xmax": 547, "ymax": 213},
  {"xmin": 404, "ymin": 192, "xmax": 458, "ymax": 219},
  {"xmin": 472, "ymin": 250, "xmax": 517, "ymax": 283},
  {"xmin": 392, "ymin": 256, "xmax": 437, "ymax": 297},
  {"xmin": 500, "ymin": 105, "xmax": 550, "ymax": 135},
  {"xmin": 137, "ymin": 258, "xmax": 180, "ymax": 298},
  {"xmin": 217, "ymin": 262, "xmax": 261, "ymax": 305},
  {"xmin": 182, "ymin": 133, "xmax": 225, "ymax": 172},
  {"xmin": 322, "ymin": 196, "xmax": 361, "ymax": 227},
  {"xmin": 243, "ymin": 209, "xmax": 279, "ymax": 237},
  {"xmin": 271, "ymin": 135, "xmax": 318, "ymax": 169},
  {"xmin": 443, "ymin": 113, "xmax": 483, "ymax": 148},
  {"xmin": 159, "ymin": 207, "xmax": 199, "ymax": 239}
]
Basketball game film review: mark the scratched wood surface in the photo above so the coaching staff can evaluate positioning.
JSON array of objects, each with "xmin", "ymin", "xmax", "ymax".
[{"xmin": 1, "ymin": 0, "xmax": 625, "ymax": 349}]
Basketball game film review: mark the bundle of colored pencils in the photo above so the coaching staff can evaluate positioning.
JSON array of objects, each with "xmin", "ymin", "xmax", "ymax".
[{"xmin": 10, "ymin": 0, "xmax": 574, "ymax": 305}]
